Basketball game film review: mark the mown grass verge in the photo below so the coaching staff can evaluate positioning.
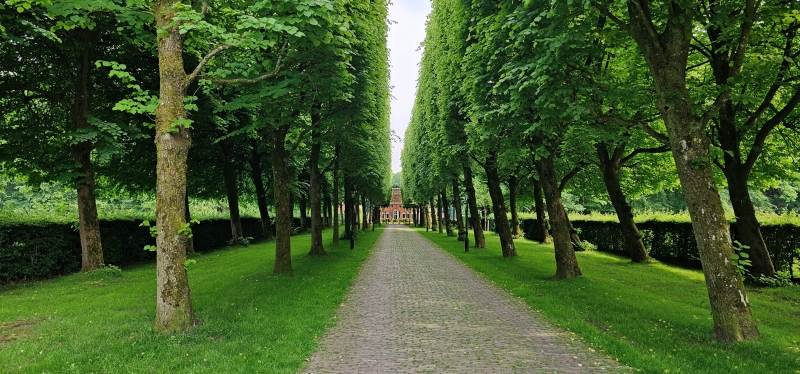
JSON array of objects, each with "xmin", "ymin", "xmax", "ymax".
[
  {"xmin": 417, "ymin": 227, "xmax": 800, "ymax": 374},
  {"xmin": 0, "ymin": 227, "xmax": 382, "ymax": 373}
]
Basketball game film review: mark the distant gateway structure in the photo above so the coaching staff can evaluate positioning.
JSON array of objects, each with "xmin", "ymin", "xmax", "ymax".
[{"xmin": 380, "ymin": 188, "xmax": 411, "ymax": 223}]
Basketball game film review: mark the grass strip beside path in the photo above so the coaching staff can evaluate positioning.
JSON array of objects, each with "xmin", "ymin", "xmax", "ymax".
[
  {"xmin": 418, "ymin": 227, "xmax": 800, "ymax": 374},
  {"xmin": 0, "ymin": 227, "xmax": 382, "ymax": 373}
]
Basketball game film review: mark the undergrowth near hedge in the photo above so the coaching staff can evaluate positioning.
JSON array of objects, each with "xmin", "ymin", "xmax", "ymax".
[{"xmin": 0, "ymin": 227, "xmax": 381, "ymax": 373}]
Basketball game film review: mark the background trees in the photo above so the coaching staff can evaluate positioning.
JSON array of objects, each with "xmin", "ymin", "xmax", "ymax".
[{"xmin": 402, "ymin": 0, "xmax": 799, "ymax": 343}]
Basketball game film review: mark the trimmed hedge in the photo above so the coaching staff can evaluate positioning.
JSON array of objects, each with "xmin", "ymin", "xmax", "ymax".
[
  {"xmin": 0, "ymin": 217, "xmax": 283, "ymax": 283},
  {"xmin": 520, "ymin": 218, "xmax": 800, "ymax": 272}
]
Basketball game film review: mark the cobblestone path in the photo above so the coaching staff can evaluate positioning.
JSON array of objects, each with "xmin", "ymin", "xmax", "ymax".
[{"xmin": 301, "ymin": 225, "xmax": 627, "ymax": 373}]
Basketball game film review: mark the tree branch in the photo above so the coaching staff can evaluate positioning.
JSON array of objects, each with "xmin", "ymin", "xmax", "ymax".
[
  {"xmin": 595, "ymin": 112, "xmax": 669, "ymax": 144},
  {"xmin": 558, "ymin": 166, "xmax": 583, "ymax": 192},
  {"xmin": 288, "ymin": 127, "xmax": 312, "ymax": 158},
  {"xmin": 621, "ymin": 145, "xmax": 669, "ymax": 165},
  {"xmin": 590, "ymin": 1, "xmax": 630, "ymax": 34},
  {"xmin": 743, "ymin": 87, "xmax": 800, "ymax": 172},
  {"xmin": 188, "ymin": 44, "xmax": 232, "ymax": 83},
  {"xmin": 197, "ymin": 46, "xmax": 285, "ymax": 85}
]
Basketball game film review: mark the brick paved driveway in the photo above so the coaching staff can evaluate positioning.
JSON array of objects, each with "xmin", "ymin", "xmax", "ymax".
[{"xmin": 301, "ymin": 225, "xmax": 628, "ymax": 373}]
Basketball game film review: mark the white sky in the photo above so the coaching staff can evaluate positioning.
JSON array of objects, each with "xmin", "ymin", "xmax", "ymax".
[{"xmin": 388, "ymin": 0, "xmax": 431, "ymax": 174}]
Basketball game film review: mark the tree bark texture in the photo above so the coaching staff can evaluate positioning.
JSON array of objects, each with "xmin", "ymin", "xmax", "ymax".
[
  {"xmin": 442, "ymin": 188, "xmax": 453, "ymax": 236},
  {"xmin": 483, "ymin": 153, "xmax": 516, "ymax": 257},
  {"xmin": 71, "ymin": 35, "xmax": 103, "ymax": 272},
  {"xmin": 249, "ymin": 139, "xmax": 272, "ymax": 240},
  {"xmin": 153, "ymin": 0, "xmax": 195, "ymax": 333},
  {"xmin": 436, "ymin": 195, "xmax": 444, "ymax": 234},
  {"xmin": 219, "ymin": 139, "xmax": 243, "ymax": 244},
  {"xmin": 535, "ymin": 154, "xmax": 581, "ymax": 279},
  {"xmin": 624, "ymin": 2, "xmax": 759, "ymax": 341},
  {"xmin": 361, "ymin": 195, "xmax": 368, "ymax": 230},
  {"xmin": 424, "ymin": 204, "xmax": 431, "ymax": 230},
  {"xmin": 452, "ymin": 178, "xmax": 465, "ymax": 241},
  {"xmin": 509, "ymin": 175, "xmax": 522, "ymax": 237},
  {"xmin": 429, "ymin": 197, "xmax": 438, "ymax": 232},
  {"xmin": 308, "ymin": 127, "xmax": 326, "ymax": 256},
  {"xmin": 532, "ymin": 178, "xmax": 551, "ymax": 243},
  {"xmin": 463, "ymin": 165, "xmax": 485, "ymax": 248},
  {"xmin": 269, "ymin": 125, "xmax": 293, "ymax": 274},
  {"xmin": 596, "ymin": 144, "xmax": 649, "ymax": 262}
]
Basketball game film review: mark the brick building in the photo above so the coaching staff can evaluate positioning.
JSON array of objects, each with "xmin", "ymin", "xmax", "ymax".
[{"xmin": 380, "ymin": 188, "xmax": 412, "ymax": 223}]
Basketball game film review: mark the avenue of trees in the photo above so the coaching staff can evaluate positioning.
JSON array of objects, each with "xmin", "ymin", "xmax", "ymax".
[
  {"xmin": 0, "ymin": 0, "xmax": 392, "ymax": 333},
  {"xmin": 402, "ymin": 0, "xmax": 799, "ymax": 343}
]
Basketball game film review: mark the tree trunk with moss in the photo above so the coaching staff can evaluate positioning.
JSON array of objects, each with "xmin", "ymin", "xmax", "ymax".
[
  {"xmin": 269, "ymin": 125, "xmax": 293, "ymax": 274},
  {"xmin": 185, "ymin": 194, "xmax": 194, "ymax": 255},
  {"xmin": 71, "ymin": 35, "xmax": 103, "ymax": 272},
  {"xmin": 623, "ymin": 1, "xmax": 759, "ymax": 341},
  {"xmin": 249, "ymin": 138, "xmax": 272, "ymax": 240},
  {"xmin": 153, "ymin": 0, "xmax": 196, "ymax": 333},
  {"xmin": 536, "ymin": 153, "xmax": 581, "ymax": 279},
  {"xmin": 463, "ymin": 165, "xmax": 485, "ymax": 248}
]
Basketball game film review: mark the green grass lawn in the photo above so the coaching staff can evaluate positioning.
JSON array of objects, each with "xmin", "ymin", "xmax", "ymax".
[
  {"xmin": 0, "ymin": 227, "xmax": 382, "ymax": 373},
  {"xmin": 418, "ymin": 228, "xmax": 800, "ymax": 374}
]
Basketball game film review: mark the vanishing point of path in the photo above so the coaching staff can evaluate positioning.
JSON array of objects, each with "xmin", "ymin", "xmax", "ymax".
[{"xmin": 302, "ymin": 225, "xmax": 628, "ymax": 373}]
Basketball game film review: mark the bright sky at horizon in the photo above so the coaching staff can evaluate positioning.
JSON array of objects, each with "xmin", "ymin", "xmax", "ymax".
[{"xmin": 388, "ymin": 0, "xmax": 431, "ymax": 174}]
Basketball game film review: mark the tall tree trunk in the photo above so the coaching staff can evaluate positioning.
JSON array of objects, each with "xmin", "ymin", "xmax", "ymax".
[
  {"xmin": 153, "ymin": 1, "xmax": 195, "ymax": 333},
  {"xmin": 361, "ymin": 195, "xmax": 368, "ymax": 230},
  {"xmin": 596, "ymin": 143, "xmax": 649, "ymax": 262},
  {"xmin": 220, "ymin": 139, "xmax": 243, "ymax": 245},
  {"xmin": 343, "ymin": 181, "xmax": 352, "ymax": 238},
  {"xmin": 424, "ymin": 204, "xmax": 431, "ymax": 230},
  {"xmin": 429, "ymin": 197, "xmax": 438, "ymax": 232},
  {"xmin": 718, "ymin": 104, "xmax": 775, "ymax": 277},
  {"xmin": 249, "ymin": 138, "xmax": 272, "ymax": 240},
  {"xmin": 452, "ymin": 178, "xmax": 465, "ymax": 241},
  {"xmin": 624, "ymin": 4, "xmax": 759, "ymax": 341},
  {"xmin": 323, "ymin": 189, "xmax": 331, "ymax": 228},
  {"xmin": 185, "ymin": 194, "xmax": 194, "ymax": 255},
  {"xmin": 509, "ymin": 175, "xmax": 522, "ymax": 237},
  {"xmin": 535, "ymin": 153, "xmax": 581, "ymax": 279},
  {"xmin": 442, "ymin": 188, "xmax": 453, "ymax": 236},
  {"xmin": 71, "ymin": 35, "xmax": 103, "ymax": 272},
  {"xmin": 333, "ymin": 145, "xmax": 340, "ymax": 244},
  {"xmin": 269, "ymin": 125, "xmax": 293, "ymax": 274},
  {"xmin": 532, "ymin": 178, "xmax": 551, "ymax": 243},
  {"xmin": 463, "ymin": 165, "xmax": 485, "ymax": 248},
  {"xmin": 299, "ymin": 191, "xmax": 308, "ymax": 232},
  {"xmin": 308, "ymin": 127, "xmax": 326, "ymax": 256},
  {"xmin": 436, "ymin": 194, "xmax": 444, "ymax": 234},
  {"xmin": 483, "ymin": 153, "xmax": 516, "ymax": 257}
]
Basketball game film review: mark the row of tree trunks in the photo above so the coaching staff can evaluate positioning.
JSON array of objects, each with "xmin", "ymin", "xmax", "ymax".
[
  {"xmin": 535, "ymin": 152, "xmax": 581, "ymax": 279},
  {"xmin": 596, "ymin": 143, "xmax": 649, "ymax": 262},
  {"xmin": 249, "ymin": 139, "xmax": 273, "ymax": 240},
  {"xmin": 463, "ymin": 164, "xmax": 486, "ymax": 248},
  {"xmin": 483, "ymin": 152, "xmax": 516, "ymax": 257},
  {"xmin": 219, "ymin": 139, "xmax": 243, "ymax": 245}
]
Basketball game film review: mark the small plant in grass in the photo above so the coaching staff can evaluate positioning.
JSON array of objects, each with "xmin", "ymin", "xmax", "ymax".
[
  {"xmin": 87, "ymin": 264, "xmax": 123, "ymax": 279},
  {"xmin": 730, "ymin": 240, "xmax": 752, "ymax": 278},
  {"xmin": 749, "ymin": 271, "xmax": 795, "ymax": 287}
]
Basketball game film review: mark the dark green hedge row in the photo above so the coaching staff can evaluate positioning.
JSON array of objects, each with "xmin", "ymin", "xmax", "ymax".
[
  {"xmin": 519, "ymin": 219, "xmax": 799, "ymax": 272},
  {"xmin": 0, "ymin": 218, "xmax": 277, "ymax": 283}
]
